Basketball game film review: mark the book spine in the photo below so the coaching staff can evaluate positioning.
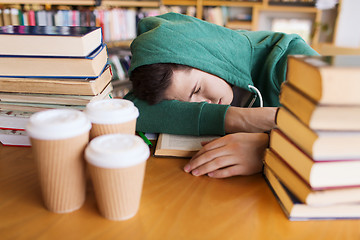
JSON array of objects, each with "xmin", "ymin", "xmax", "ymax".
[
  {"xmin": 0, "ymin": 9, "xmax": 3, "ymax": 26},
  {"xmin": 28, "ymin": 10, "xmax": 36, "ymax": 26},
  {"xmin": 18, "ymin": 9, "xmax": 24, "ymax": 25},
  {"xmin": 3, "ymin": 9, "xmax": 11, "ymax": 26},
  {"xmin": 10, "ymin": 8, "xmax": 20, "ymax": 25}
]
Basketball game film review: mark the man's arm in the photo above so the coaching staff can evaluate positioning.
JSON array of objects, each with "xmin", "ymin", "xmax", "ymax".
[
  {"xmin": 124, "ymin": 91, "xmax": 229, "ymax": 136},
  {"xmin": 224, "ymin": 106, "xmax": 277, "ymax": 133}
]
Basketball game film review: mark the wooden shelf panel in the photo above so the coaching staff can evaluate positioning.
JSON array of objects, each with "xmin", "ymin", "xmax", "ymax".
[
  {"xmin": 162, "ymin": 0, "xmax": 197, "ymax": 6},
  {"xmin": 256, "ymin": 5, "xmax": 319, "ymax": 13},
  {"xmin": 101, "ymin": 0, "xmax": 159, "ymax": 7},
  {"xmin": 317, "ymin": 43, "xmax": 360, "ymax": 56},
  {"xmin": 203, "ymin": 1, "xmax": 262, "ymax": 7}
]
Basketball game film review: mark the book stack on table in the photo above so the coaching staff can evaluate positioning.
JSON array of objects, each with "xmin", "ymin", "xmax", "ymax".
[
  {"xmin": 0, "ymin": 25, "xmax": 113, "ymax": 146},
  {"xmin": 264, "ymin": 55, "xmax": 360, "ymax": 220}
]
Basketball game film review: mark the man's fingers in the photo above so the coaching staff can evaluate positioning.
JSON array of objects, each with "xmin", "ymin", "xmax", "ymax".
[
  {"xmin": 190, "ymin": 156, "xmax": 235, "ymax": 176},
  {"xmin": 207, "ymin": 165, "xmax": 248, "ymax": 178},
  {"xmin": 191, "ymin": 135, "xmax": 235, "ymax": 159},
  {"xmin": 184, "ymin": 148, "xmax": 224, "ymax": 173}
]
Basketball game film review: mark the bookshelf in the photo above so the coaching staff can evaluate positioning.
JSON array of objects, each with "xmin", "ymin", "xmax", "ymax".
[
  {"xmin": 253, "ymin": 5, "xmax": 322, "ymax": 47},
  {"xmin": 0, "ymin": 0, "xmax": 328, "ymax": 47},
  {"xmin": 162, "ymin": 1, "xmax": 325, "ymax": 48}
]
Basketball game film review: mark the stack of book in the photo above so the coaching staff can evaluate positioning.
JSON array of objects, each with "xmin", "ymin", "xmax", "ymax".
[
  {"xmin": 264, "ymin": 55, "xmax": 360, "ymax": 220},
  {"xmin": 0, "ymin": 25, "xmax": 112, "ymax": 146}
]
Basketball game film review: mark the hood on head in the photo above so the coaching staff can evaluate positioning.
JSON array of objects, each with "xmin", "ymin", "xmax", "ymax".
[{"xmin": 129, "ymin": 12, "xmax": 254, "ymax": 90}]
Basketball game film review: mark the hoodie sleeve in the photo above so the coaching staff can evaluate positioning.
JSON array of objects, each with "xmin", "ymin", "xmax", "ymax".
[{"xmin": 124, "ymin": 91, "xmax": 230, "ymax": 136}]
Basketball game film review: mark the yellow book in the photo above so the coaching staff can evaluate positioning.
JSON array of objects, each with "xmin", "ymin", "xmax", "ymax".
[
  {"xmin": 276, "ymin": 107, "xmax": 360, "ymax": 161},
  {"xmin": 264, "ymin": 165, "xmax": 360, "ymax": 221},
  {"xmin": 0, "ymin": 44, "xmax": 107, "ymax": 78},
  {"xmin": 280, "ymin": 82, "xmax": 360, "ymax": 130},
  {"xmin": 265, "ymin": 145, "xmax": 360, "ymax": 194},
  {"xmin": 0, "ymin": 82, "xmax": 113, "ymax": 106},
  {"xmin": 287, "ymin": 55, "xmax": 360, "ymax": 105},
  {"xmin": 0, "ymin": 65, "xmax": 112, "ymax": 96}
]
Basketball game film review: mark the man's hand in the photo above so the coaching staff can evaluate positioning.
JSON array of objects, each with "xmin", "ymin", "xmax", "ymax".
[{"xmin": 183, "ymin": 132, "xmax": 269, "ymax": 178}]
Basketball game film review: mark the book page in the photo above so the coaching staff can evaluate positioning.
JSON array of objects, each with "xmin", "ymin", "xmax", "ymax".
[
  {"xmin": 0, "ymin": 129, "xmax": 31, "ymax": 146},
  {"xmin": 159, "ymin": 134, "xmax": 218, "ymax": 151}
]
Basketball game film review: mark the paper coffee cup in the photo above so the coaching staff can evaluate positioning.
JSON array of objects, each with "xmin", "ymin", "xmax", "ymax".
[
  {"xmin": 85, "ymin": 134, "xmax": 150, "ymax": 221},
  {"xmin": 26, "ymin": 109, "xmax": 91, "ymax": 213},
  {"xmin": 85, "ymin": 99, "xmax": 139, "ymax": 139}
]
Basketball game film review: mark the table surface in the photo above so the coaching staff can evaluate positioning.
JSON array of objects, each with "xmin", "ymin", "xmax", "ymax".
[{"xmin": 1, "ymin": 144, "xmax": 360, "ymax": 240}]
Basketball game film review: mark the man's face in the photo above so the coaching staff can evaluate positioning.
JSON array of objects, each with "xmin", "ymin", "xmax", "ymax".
[{"xmin": 164, "ymin": 68, "xmax": 233, "ymax": 105}]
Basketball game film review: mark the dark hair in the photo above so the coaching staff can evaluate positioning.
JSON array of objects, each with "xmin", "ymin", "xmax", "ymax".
[{"xmin": 130, "ymin": 63, "xmax": 192, "ymax": 105}]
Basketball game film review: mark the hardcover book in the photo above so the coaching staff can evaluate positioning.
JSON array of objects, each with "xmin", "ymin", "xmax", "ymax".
[
  {"xmin": 276, "ymin": 107, "xmax": 360, "ymax": 161},
  {"xmin": 279, "ymin": 83, "xmax": 360, "ymax": 131},
  {"xmin": 287, "ymin": 55, "xmax": 360, "ymax": 105},
  {"xmin": 0, "ymin": 82, "xmax": 113, "ymax": 106},
  {"xmin": 0, "ymin": 102, "xmax": 86, "ymax": 113},
  {"xmin": 0, "ymin": 44, "xmax": 108, "ymax": 78},
  {"xmin": 265, "ymin": 146, "xmax": 360, "ymax": 198},
  {"xmin": 0, "ymin": 25, "xmax": 102, "ymax": 57},
  {"xmin": 0, "ymin": 64, "xmax": 112, "ymax": 95},
  {"xmin": 264, "ymin": 165, "xmax": 360, "ymax": 221}
]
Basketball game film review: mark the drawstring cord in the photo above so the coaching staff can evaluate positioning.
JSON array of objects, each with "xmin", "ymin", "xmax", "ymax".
[{"xmin": 248, "ymin": 85, "xmax": 263, "ymax": 108}]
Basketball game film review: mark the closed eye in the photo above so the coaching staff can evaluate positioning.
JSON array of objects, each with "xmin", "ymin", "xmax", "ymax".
[
  {"xmin": 194, "ymin": 87, "xmax": 201, "ymax": 94},
  {"xmin": 189, "ymin": 81, "xmax": 199, "ymax": 99}
]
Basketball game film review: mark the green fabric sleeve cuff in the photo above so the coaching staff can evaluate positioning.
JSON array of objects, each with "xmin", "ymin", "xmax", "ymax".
[{"xmin": 199, "ymin": 103, "xmax": 230, "ymax": 136}]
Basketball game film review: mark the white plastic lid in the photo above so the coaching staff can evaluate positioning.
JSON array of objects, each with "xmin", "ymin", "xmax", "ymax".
[
  {"xmin": 85, "ymin": 134, "xmax": 150, "ymax": 169},
  {"xmin": 85, "ymin": 99, "xmax": 139, "ymax": 124},
  {"xmin": 26, "ymin": 109, "xmax": 91, "ymax": 140}
]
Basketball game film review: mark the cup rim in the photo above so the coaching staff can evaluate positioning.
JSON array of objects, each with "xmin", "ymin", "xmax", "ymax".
[
  {"xmin": 85, "ymin": 99, "xmax": 139, "ymax": 124},
  {"xmin": 85, "ymin": 134, "xmax": 150, "ymax": 169},
  {"xmin": 26, "ymin": 109, "xmax": 91, "ymax": 140}
]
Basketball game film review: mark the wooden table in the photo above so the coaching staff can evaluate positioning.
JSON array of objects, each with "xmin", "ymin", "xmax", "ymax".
[{"xmin": 1, "ymin": 144, "xmax": 360, "ymax": 240}]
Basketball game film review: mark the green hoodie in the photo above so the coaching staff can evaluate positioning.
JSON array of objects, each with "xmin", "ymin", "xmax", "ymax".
[{"xmin": 124, "ymin": 12, "xmax": 318, "ymax": 136}]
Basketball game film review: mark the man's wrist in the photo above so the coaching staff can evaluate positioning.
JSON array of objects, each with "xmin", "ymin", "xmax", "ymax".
[{"xmin": 224, "ymin": 107, "xmax": 277, "ymax": 133}]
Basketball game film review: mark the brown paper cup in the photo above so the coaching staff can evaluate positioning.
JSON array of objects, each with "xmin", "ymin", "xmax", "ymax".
[
  {"xmin": 90, "ymin": 119, "xmax": 136, "ymax": 139},
  {"xmin": 85, "ymin": 134, "xmax": 150, "ymax": 221},
  {"xmin": 30, "ymin": 131, "xmax": 89, "ymax": 213},
  {"xmin": 85, "ymin": 99, "xmax": 139, "ymax": 140},
  {"xmin": 26, "ymin": 109, "xmax": 92, "ymax": 214},
  {"xmin": 89, "ymin": 161, "xmax": 146, "ymax": 220}
]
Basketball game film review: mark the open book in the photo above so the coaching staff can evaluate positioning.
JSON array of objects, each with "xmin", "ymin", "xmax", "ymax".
[{"xmin": 154, "ymin": 133, "xmax": 218, "ymax": 158}]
